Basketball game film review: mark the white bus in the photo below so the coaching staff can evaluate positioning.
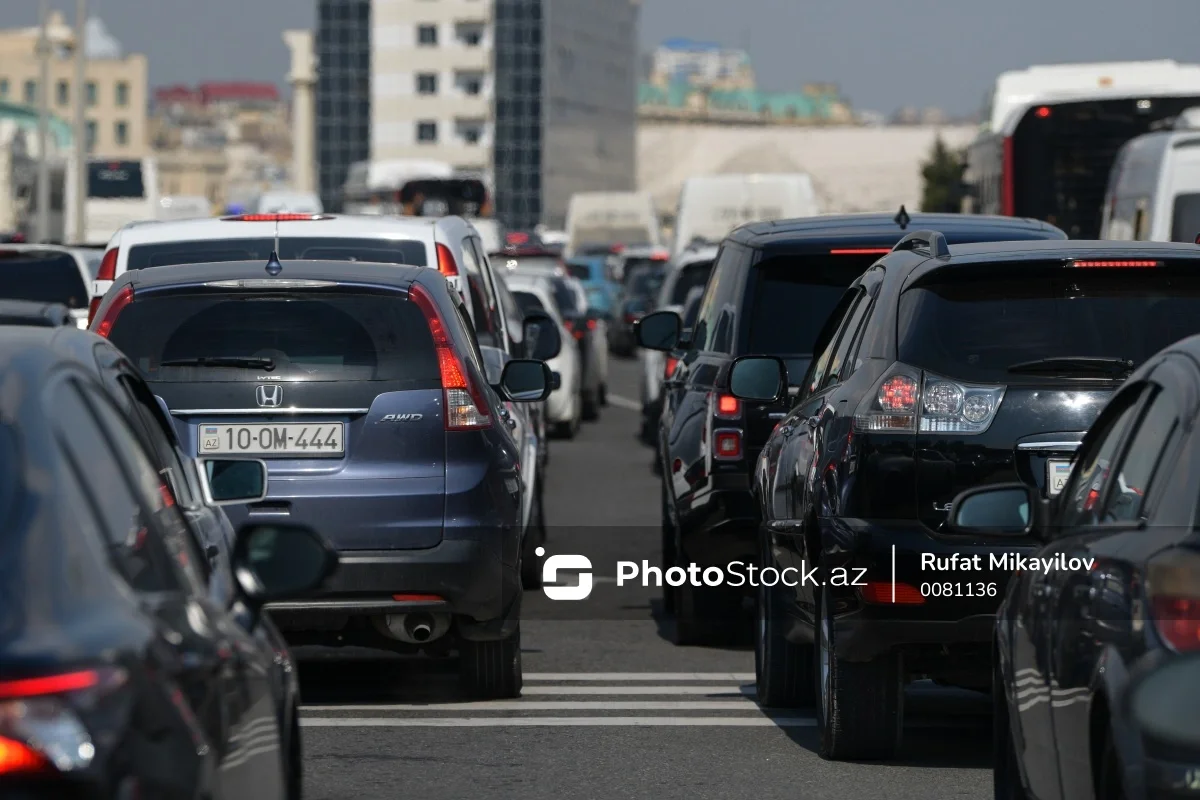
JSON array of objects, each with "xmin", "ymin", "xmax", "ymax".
[
  {"xmin": 342, "ymin": 159, "xmax": 492, "ymax": 219},
  {"xmin": 964, "ymin": 60, "xmax": 1200, "ymax": 238},
  {"xmin": 66, "ymin": 156, "xmax": 160, "ymax": 246}
]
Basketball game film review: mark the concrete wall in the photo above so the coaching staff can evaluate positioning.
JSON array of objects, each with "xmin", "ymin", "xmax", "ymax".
[{"xmin": 637, "ymin": 123, "xmax": 978, "ymax": 219}]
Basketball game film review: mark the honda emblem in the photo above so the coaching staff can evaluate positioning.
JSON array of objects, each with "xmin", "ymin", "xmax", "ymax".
[{"xmin": 255, "ymin": 384, "xmax": 283, "ymax": 408}]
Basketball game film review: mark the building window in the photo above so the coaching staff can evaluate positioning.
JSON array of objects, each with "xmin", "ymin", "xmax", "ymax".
[
  {"xmin": 56, "ymin": 80, "xmax": 69, "ymax": 106},
  {"xmin": 416, "ymin": 121, "xmax": 438, "ymax": 142},
  {"xmin": 417, "ymin": 24, "xmax": 438, "ymax": 45},
  {"xmin": 115, "ymin": 120, "xmax": 128, "ymax": 146},
  {"xmin": 416, "ymin": 73, "xmax": 438, "ymax": 95},
  {"xmin": 85, "ymin": 120, "xmax": 96, "ymax": 152},
  {"xmin": 24, "ymin": 80, "xmax": 36, "ymax": 104},
  {"xmin": 455, "ymin": 22, "xmax": 484, "ymax": 47},
  {"xmin": 85, "ymin": 81, "xmax": 97, "ymax": 107},
  {"xmin": 116, "ymin": 81, "xmax": 129, "ymax": 107},
  {"xmin": 455, "ymin": 118, "xmax": 485, "ymax": 145},
  {"xmin": 455, "ymin": 71, "xmax": 483, "ymax": 96}
]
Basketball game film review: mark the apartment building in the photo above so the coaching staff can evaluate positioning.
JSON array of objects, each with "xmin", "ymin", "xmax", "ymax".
[
  {"xmin": 371, "ymin": 0, "xmax": 492, "ymax": 170},
  {"xmin": 0, "ymin": 13, "xmax": 147, "ymax": 159},
  {"xmin": 315, "ymin": 0, "xmax": 372, "ymax": 211}
]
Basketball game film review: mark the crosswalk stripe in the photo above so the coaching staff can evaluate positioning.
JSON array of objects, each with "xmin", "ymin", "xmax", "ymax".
[
  {"xmin": 522, "ymin": 685, "xmax": 750, "ymax": 695},
  {"xmin": 301, "ymin": 716, "xmax": 815, "ymax": 728},
  {"xmin": 302, "ymin": 700, "xmax": 761, "ymax": 712},
  {"xmin": 523, "ymin": 673, "xmax": 756, "ymax": 681}
]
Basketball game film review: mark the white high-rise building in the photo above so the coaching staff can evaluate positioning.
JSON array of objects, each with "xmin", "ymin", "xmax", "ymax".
[{"xmin": 370, "ymin": 0, "xmax": 492, "ymax": 172}]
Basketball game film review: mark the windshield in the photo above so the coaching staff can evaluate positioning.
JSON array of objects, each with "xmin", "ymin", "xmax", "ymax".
[
  {"xmin": 0, "ymin": 251, "xmax": 88, "ymax": 308},
  {"xmin": 670, "ymin": 261, "xmax": 714, "ymax": 305},
  {"xmin": 126, "ymin": 237, "xmax": 428, "ymax": 269},
  {"xmin": 512, "ymin": 291, "xmax": 546, "ymax": 316},
  {"xmin": 1172, "ymin": 194, "xmax": 1200, "ymax": 243},
  {"xmin": 107, "ymin": 292, "xmax": 439, "ymax": 384},
  {"xmin": 898, "ymin": 269, "xmax": 1200, "ymax": 383},
  {"xmin": 88, "ymin": 161, "xmax": 146, "ymax": 199}
]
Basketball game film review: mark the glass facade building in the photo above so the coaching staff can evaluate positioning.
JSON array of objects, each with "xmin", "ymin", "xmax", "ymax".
[
  {"xmin": 493, "ymin": 0, "xmax": 638, "ymax": 230},
  {"xmin": 316, "ymin": 0, "xmax": 371, "ymax": 212}
]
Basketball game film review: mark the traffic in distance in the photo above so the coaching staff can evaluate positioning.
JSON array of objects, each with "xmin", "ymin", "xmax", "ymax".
[{"xmin": 4, "ymin": 56, "xmax": 1200, "ymax": 800}]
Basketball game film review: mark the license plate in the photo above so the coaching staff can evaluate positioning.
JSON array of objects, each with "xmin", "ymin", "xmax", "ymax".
[
  {"xmin": 1046, "ymin": 458, "xmax": 1073, "ymax": 496},
  {"xmin": 199, "ymin": 423, "xmax": 344, "ymax": 456}
]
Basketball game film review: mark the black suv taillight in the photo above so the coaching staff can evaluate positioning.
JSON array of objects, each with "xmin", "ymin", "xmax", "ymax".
[{"xmin": 853, "ymin": 363, "xmax": 1006, "ymax": 435}]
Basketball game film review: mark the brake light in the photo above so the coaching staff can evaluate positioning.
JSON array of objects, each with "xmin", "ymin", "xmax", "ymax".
[
  {"xmin": 222, "ymin": 213, "xmax": 329, "ymax": 221},
  {"xmin": 651, "ymin": 249, "xmax": 669, "ymax": 261},
  {"xmin": 611, "ymin": 244, "xmax": 626, "ymax": 254},
  {"xmin": 1148, "ymin": 548, "xmax": 1200, "ymax": 652},
  {"xmin": 716, "ymin": 394, "xmax": 740, "ymax": 418},
  {"xmin": 407, "ymin": 283, "xmax": 489, "ymax": 430},
  {"xmin": 879, "ymin": 375, "xmax": 918, "ymax": 412},
  {"xmin": 859, "ymin": 581, "xmax": 925, "ymax": 605},
  {"xmin": 97, "ymin": 248, "xmax": 117, "ymax": 281},
  {"xmin": 562, "ymin": 318, "xmax": 574, "ymax": 333},
  {"xmin": 0, "ymin": 670, "xmax": 100, "ymax": 700},
  {"xmin": 436, "ymin": 243, "xmax": 460, "ymax": 277},
  {"xmin": 586, "ymin": 318, "xmax": 597, "ymax": 331},
  {"xmin": 1072, "ymin": 260, "xmax": 1160, "ymax": 268},
  {"xmin": 664, "ymin": 356, "xmax": 679, "ymax": 378},
  {"xmin": 0, "ymin": 736, "xmax": 49, "ymax": 776},
  {"xmin": 713, "ymin": 429, "xmax": 742, "ymax": 460},
  {"xmin": 830, "ymin": 248, "xmax": 891, "ymax": 255},
  {"xmin": 1034, "ymin": 106, "xmax": 1051, "ymax": 118},
  {"xmin": 93, "ymin": 286, "xmax": 133, "ymax": 338}
]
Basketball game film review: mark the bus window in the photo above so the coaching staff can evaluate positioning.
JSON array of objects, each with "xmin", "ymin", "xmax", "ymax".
[{"xmin": 88, "ymin": 161, "xmax": 145, "ymax": 199}]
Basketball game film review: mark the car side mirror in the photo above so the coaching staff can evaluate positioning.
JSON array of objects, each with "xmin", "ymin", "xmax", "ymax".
[
  {"xmin": 199, "ymin": 458, "xmax": 268, "ymax": 506},
  {"xmin": 945, "ymin": 482, "xmax": 1041, "ymax": 537},
  {"xmin": 551, "ymin": 371, "xmax": 562, "ymax": 391},
  {"xmin": 231, "ymin": 522, "xmax": 338, "ymax": 611},
  {"xmin": 1129, "ymin": 652, "xmax": 1200, "ymax": 751},
  {"xmin": 729, "ymin": 355, "xmax": 787, "ymax": 403},
  {"xmin": 523, "ymin": 311, "xmax": 562, "ymax": 360},
  {"xmin": 635, "ymin": 310, "xmax": 682, "ymax": 351},
  {"xmin": 500, "ymin": 359, "xmax": 552, "ymax": 402}
]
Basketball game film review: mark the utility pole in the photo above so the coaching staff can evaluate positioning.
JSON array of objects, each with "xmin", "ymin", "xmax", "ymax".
[
  {"xmin": 72, "ymin": 0, "xmax": 88, "ymax": 244},
  {"xmin": 35, "ymin": 0, "xmax": 51, "ymax": 243}
]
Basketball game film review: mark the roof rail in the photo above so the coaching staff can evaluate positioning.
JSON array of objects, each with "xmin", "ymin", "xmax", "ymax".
[{"xmin": 892, "ymin": 229, "xmax": 950, "ymax": 259}]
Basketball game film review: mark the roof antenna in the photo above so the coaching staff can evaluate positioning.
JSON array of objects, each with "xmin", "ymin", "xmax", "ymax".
[
  {"xmin": 894, "ymin": 205, "xmax": 911, "ymax": 230},
  {"xmin": 265, "ymin": 251, "xmax": 283, "ymax": 276}
]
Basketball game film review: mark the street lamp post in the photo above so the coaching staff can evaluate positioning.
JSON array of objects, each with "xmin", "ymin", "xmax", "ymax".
[
  {"xmin": 35, "ymin": 0, "xmax": 51, "ymax": 243},
  {"xmin": 72, "ymin": 0, "xmax": 88, "ymax": 244}
]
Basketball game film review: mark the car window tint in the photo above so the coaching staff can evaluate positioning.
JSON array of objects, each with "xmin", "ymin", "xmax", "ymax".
[
  {"xmin": 801, "ymin": 290, "xmax": 859, "ymax": 398},
  {"xmin": 821, "ymin": 292, "xmax": 872, "ymax": 390},
  {"xmin": 119, "ymin": 374, "xmax": 195, "ymax": 508},
  {"xmin": 0, "ymin": 250, "xmax": 89, "ymax": 308},
  {"xmin": 670, "ymin": 261, "xmax": 714, "ymax": 305},
  {"xmin": 52, "ymin": 380, "xmax": 183, "ymax": 593},
  {"xmin": 1102, "ymin": 389, "xmax": 1179, "ymax": 523},
  {"xmin": 1060, "ymin": 398, "xmax": 1141, "ymax": 528},
  {"xmin": 126, "ymin": 237, "xmax": 428, "ymax": 269}
]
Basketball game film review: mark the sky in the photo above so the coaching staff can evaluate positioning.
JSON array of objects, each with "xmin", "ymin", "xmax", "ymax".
[{"xmin": 9, "ymin": 0, "xmax": 1200, "ymax": 115}]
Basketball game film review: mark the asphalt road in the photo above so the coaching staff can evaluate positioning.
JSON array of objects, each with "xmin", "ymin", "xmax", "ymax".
[{"xmin": 298, "ymin": 356, "xmax": 993, "ymax": 800}]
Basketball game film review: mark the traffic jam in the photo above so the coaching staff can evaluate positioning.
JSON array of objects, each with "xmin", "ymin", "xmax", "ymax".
[{"xmin": 6, "ymin": 63, "xmax": 1200, "ymax": 800}]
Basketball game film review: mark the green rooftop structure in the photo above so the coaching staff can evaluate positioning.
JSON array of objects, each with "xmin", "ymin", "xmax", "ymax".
[{"xmin": 0, "ymin": 99, "xmax": 74, "ymax": 151}]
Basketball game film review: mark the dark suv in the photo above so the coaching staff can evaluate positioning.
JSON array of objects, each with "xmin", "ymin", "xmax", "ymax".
[
  {"xmin": 636, "ymin": 212, "xmax": 1066, "ymax": 644},
  {"xmin": 728, "ymin": 235, "xmax": 1200, "ymax": 760}
]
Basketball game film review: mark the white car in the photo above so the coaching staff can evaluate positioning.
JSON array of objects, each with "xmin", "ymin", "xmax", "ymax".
[
  {"xmin": 88, "ymin": 213, "xmax": 509, "ymax": 350},
  {"xmin": 502, "ymin": 271, "xmax": 584, "ymax": 438},
  {"xmin": 638, "ymin": 244, "xmax": 718, "ymax": 444},
  {"xmin": 0, "ymin": 244, "xmax": 101, "ymax": 328}
]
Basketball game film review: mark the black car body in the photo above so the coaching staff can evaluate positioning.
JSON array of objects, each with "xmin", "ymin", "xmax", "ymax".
[
  {"xmin": 90, "ymin": 258, "xmax": 554, "ymax": 698},
  {"xmin": 0, "ymin": 325, "xmax": 336, "ymax": 799},
  {"xmin": 637, "ymin": 212, "xmax": 1067, "ymax": 645},
  {"xmin": 729, "ymin": 237, "xmax": 1200, "ymax": 761},
  {"xmin": 944, "ymin": 333, "xmax": 1200, "ymax": 800}
]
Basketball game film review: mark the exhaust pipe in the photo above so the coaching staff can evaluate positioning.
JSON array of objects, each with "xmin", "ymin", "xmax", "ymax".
[
  {"xmin": 377, "ymin": 611, "xmax": 450, "ymax": 645},
  {"xmin": 405, "ymin": 613, "xmax": 434, "ymax": 642}
]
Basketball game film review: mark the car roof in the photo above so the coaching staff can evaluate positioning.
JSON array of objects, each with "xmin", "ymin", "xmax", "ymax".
[
  {"xmin": 0, "ymin": 326, "xmax": 63, "ymax": 378},
  {"xmin": 731, "ymin": 212, "xmax": 1065, "ymax": 250},
  {"xmin": 109, "ymin": 213, "xmax": 468, "ymax": 247},
  {"xmin": 941, "ymin": 238, "xmax": 1200, "ymax": 262},
  {"xmin": 116, "ymin": 258, "xmax": 436, "ymax": 292},
  {"xmin": 673, "ymin": 246, "xmax": 720, "ymax": 266}
]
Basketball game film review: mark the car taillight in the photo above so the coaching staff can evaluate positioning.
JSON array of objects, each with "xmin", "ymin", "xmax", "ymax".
[
  {"xmin": 93, "ymin": 285, "xmax": 133, "ymax": 338},
  {"xmin": 0, "ymin": 666, "xmax": 126, "ymax": 776},
  {"xmin": 87, "ymin": 247, "xmax": 119, "ymax": 325},
  {"xmin": 1071, "ymin": 260, "xmax": 1160, "ymax": 268},
  {"xmin": 664, "ymin": 356, "xmax": 679, "ymax": 378},
  {"xmin": 713, "ymin": 429, "xmax": 742, "ymax": 460},
  {"xmin": 714, "ymin": 393, "xmax": 740, "ymax": 420},
  {"xmin": 853, "ymin": 364, "xmax": 1005, "ymax": 434},
  {"xmin": 222, "ymin": 213, "xmax": 329, "ymax": 221},
  {"xmin": 1148, "ymin": 548, "xmax": 1200, "ymax": 652},
  {"xmin": 859, "ymin": 581, "xmax": 925, "ymax": 605},
  {"xmin": 407, "ymin": 283, "xmax": 490, "ymax": 430},
  {"xmin": 586, "ymin": 318, "xmax": 597, "ymax": 331},
  {"xmin": 436, "ymin": 243, "xmax": 459, "ymax": 277}
]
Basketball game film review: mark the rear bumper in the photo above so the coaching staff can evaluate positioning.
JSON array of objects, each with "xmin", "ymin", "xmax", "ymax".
[{"xmin": 266, "ymin": 537, "xmax": 520, "ymax": 641}]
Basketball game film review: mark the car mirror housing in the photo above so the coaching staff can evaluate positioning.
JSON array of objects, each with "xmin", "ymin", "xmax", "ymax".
[
  {"xmin": 635, "ymin": 310, "xmax": 682, "ymax": 351},
  {"xmin": 945, "ymin": 483, "xmax": 1038, "ymax": 536},
  {"xmin": 500, "ymin": 359, "xmax": 553, "ymax": 402},
  {"xmin": 522, "ymin": 311, "xmax": 562, "ymax": 360},
  {"xmin": 729, "ymin": 356, "xmax": 787, "ymax": 403}
]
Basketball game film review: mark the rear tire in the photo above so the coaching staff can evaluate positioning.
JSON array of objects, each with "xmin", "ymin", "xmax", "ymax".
[
  {"xmin": 581, "ymin": 388, "xmax": 600, "ymax": 421},
  {"xmin": 459, "ymin": 625, "xmax": 523, "ymax": 699},
  {"xmin": 815, "ymin": 586, "xmax": 903, "ymax": 760},
  {"xmin": 755, "ymin": 534, "xmax": 815, "ymax": 708},
  {"xmin": 673, "ymin": 578, "xmax": 742, "ymax": 646}
]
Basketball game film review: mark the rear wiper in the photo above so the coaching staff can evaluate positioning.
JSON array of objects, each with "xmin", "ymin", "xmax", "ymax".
[
  {"xmin": 159, "ymin": 356, "xmax": 275, "ymax": 370},
  {"xmin": 1007, "ymin": 356, "xmax": 1135, "ymax": 377}
]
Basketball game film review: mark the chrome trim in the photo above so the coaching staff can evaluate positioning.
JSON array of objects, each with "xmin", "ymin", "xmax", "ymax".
[
  {"xmin": 171, "ymin": 408, "xmax": 369, "ymax": 415},
  {"xmin": 1016, "ymin": 441, "xmax": 1082, "ymax": 451}
]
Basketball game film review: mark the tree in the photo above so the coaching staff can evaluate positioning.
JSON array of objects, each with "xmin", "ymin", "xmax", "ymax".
[{"xmin": 920, "ymin": 136, "xmax": 966, "ymax": 212}]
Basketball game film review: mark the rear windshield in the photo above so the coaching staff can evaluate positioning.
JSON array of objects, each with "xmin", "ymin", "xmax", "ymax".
[
  {"xmin": 745, "ymin": 255, "xmax": 881, "ymax": 356},
  {"xmin": 107, "ymin": 291, "xmax": 439, "ymax": 383},
  {"xmin": 670, "ymin": 261, "xmax": 713, "ymax": 305},
  {"xmin": 1172, "ymin": 194, "xmax": 1200, "ymax": 243},
  {"xmin": 512, "ymin": 291, "xmax": 546, "ymax": 316},
  {"xmin": 88, "ymin": 161, "xmax": 145, "ymax": 199},
  {"xmin": 621, "ymin": 257, "xmax": 662, "ymax": 279},
  {"xmin": 125, "ymin": 237, "xmax": 428, "ymax": 270},
  {"xmin": 566, "ymin": 262, "xmax": 594, "ymax": 280},
  {"xmin": 550, "ymin": 278, "xmax": 583, "ymax": 317},
  {"xmin": 0, "ymin": 251, "xmax": 88, "ymax": 308},
  {"xmin": 626, "ymin": 267, "xmax": 665, "ymax": 299},
  {"xmin": 898, "ymin": 269, "xmax": 1200, "ymax": 383}
]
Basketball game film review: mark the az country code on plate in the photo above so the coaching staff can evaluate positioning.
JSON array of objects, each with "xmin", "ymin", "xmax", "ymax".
[{"xmin": 200, "ymin": 423, "xmax": 344, "ymax": 455}]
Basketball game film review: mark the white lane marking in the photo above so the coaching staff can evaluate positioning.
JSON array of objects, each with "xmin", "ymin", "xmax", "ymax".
[
  {"xmin": 521, "ymin": 685, "xmax": 750, "ymax": 695},
  {"xmin": 524, "ymin": 673, "xmax": 756, "ymax": 681},
  {"xmin": 301, "ymin": 716, "xmax": 816, "ymax": 728},
  {"xmin": 302, "ymin": 700, "xmax": 761, "ymax": 712},
  {"xmin": 605, "ymin": 393, "xmax": 641, "ymax": 411}
]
